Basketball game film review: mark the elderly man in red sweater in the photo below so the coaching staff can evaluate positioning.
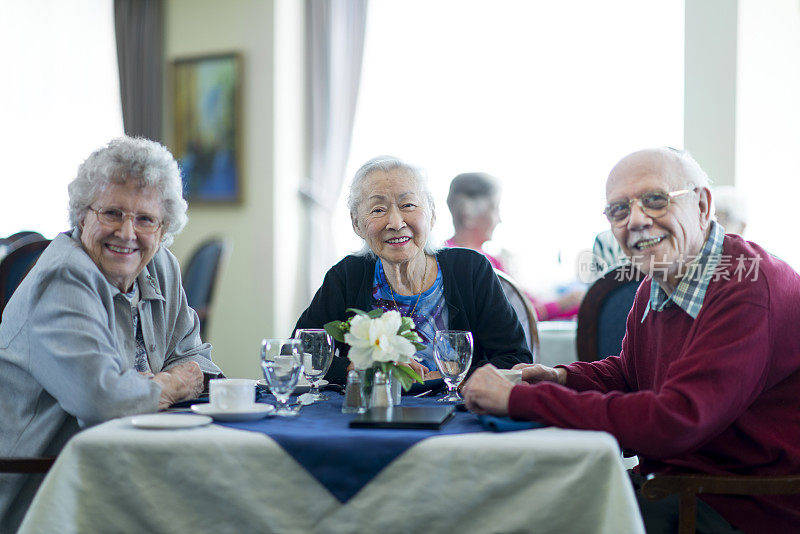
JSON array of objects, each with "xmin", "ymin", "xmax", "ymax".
[{"xmin": 462, "ymin": 147, "xmax": 800, "ymax": 533}]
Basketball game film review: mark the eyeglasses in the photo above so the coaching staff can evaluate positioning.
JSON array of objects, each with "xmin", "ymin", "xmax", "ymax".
[
  {"xmin": 87, "ymin": 206, "xmax": 163, "ymax": 234},
  {"xmin": 603, "ymin": 188, "xmax": 697, "ymax": 227}
]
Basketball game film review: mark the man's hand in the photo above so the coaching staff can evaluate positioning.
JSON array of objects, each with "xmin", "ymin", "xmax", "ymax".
[
  {"xmin": 512, "ymin": 363, "xmax": 567, "ymax": 385},
  {"xmin": 152, "ymin": 362, "xmax": 204, "ymax": 410},
  {"xmin": 461, "ymin": 364, "xmax": 514, "ymax": 416}
]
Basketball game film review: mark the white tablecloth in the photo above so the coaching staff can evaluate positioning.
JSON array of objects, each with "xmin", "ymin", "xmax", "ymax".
[
  {"xmin": 537, "ymin": 320, "xmax": 578, "ymax": 367},
  {"xmin": 20, "ymin": 414, "xmax": 643, "ymax": 534}
]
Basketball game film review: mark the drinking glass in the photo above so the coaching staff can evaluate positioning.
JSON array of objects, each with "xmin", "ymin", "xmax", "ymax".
[
  {"xmin": 260, "ymin": 338, "xmax": 303, "ymax": 416},
  {"xmin": 294, "ymin": 329, "xmax": 334, "ymax": 402},
  {"xmin": 433, "ymin": 330, "xmax": 474, "ymax": 402}
]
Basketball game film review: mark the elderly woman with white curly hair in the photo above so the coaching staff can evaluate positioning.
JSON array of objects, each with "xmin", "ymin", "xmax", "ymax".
[
  {"xmin": 295, "ymin": 156, "xmax": 532, "ymax": 385},
  {"xmin": 0, "ymin": 136, "xmax": 222, "ymax": 531}
]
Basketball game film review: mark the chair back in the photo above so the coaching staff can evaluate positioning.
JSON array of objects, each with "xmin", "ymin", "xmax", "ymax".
[
  {"xmin": 5, "ymin": 231, "xmax": 45, "ymax": 245},
  {"xmin": 182, "ymin": 238, "xmax": 229, "ymax": 339},
  {"xmin": 576, "ymin": 265, "xmax": 644, "ymax": 362},
  {"xmin": 0, "ymin": 238, "xmax": 51, "ymax": 320},
  {"xmin": 494, "ymin": 269, "xmax": 540, "ymax": 360}
]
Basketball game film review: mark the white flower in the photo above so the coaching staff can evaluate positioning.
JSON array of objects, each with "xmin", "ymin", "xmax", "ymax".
[{"xmin": 345, "ymin": 310, "xmax": 419, "ymax": 369}]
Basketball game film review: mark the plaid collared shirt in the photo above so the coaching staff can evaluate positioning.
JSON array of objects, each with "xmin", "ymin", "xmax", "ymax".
[{"xmin": 641, "ymin": 220, "xmax": 725, "ymax": 322}]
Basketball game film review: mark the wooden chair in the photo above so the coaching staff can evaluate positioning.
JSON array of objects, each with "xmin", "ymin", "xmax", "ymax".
[
  {"xmin": 0, "ymin": 238, "xmax": 51, "ymax": 320},
  {"xmin": 494, "ymin": 269, "xmax": 540, "ymax": 359},
  {"xmin": 576, "ymin": 264, "xmax": 644, "ymax": 362},
  {"xmin": 641, "ymin": 473, "xmax": 800, "ymax": 534},
  {"xmin": 182, "ymin": 238, "xmax": 229, "ymax": 340}
]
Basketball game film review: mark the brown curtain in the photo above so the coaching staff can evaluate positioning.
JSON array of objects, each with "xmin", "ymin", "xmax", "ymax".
[{"xmin": 114, "ymin": 0, "xmax": 164, "ymax": 141}]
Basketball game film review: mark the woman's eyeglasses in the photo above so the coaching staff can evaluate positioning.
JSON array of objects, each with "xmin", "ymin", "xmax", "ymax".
[
  {"xmin": 603, "ymin": 188, "xmax": 697, "ymax": 227},
  {"xmin": 87, "ymin": 206, "xmax": 162, "ymax": 234}
]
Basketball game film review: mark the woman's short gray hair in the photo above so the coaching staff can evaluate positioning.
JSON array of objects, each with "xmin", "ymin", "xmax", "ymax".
[
  {"xmin": 348, "ymin": 156, "xmax": 439, "ymax": 257},
  {"xmin": 446, "ymin": 172, "xmax": 500, "ymax": 230},
  {"xmin": 68, "ymin": 136, "xmax": 188, "ymax": 246}
]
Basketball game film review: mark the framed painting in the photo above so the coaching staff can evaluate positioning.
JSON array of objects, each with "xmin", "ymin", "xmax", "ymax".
[{"xmin": 171, "ymin": 53, "xmax": 242, "ymax": 204}]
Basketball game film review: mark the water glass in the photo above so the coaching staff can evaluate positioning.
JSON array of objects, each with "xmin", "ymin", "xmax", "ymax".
[
  {"xmin": 260, "ymin": 338, "xmax": 303, "ymax": 416},
  {"xmin": 433, "ymin": 330, "xmax": 474, "ymax": 402},
  {"xmin": 294, "ymin": 329, "xmax": 334, "ymax": 402}
]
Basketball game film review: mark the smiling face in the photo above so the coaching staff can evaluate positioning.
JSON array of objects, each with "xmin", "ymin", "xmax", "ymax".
[
  {"xmin": 79, "ymin": 181, "xmax": 164, "ymax": 293},
  {"xmin": 352, "ymin": 168, "xmax": 434, "ymax": 268},
  {"xmin": 606, "ymin": 150, "xmax": 712, "ymax": 293}
]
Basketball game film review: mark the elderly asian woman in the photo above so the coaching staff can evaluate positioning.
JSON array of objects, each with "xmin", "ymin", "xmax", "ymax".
[
  {"xmin": 294, "ymin": 156, "xmax": 532, "ymax": 384},
  {"xmin": 0, "ymin": 137, "xmax": 221, "ymax": 531}
]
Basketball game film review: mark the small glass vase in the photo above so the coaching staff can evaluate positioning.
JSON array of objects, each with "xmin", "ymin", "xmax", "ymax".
[{"xmin": 363, "ymin": 365, "xmax": 402, "ymax": 408}]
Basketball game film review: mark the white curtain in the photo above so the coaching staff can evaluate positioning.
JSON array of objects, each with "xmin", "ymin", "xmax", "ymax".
[{"xmin": 301, "ymin": 0, "xmax": 368, "ymax": 300}]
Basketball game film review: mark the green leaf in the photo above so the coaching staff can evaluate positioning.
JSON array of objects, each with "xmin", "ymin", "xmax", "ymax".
[
  {"xmin": 392, "ymin": 363, "xmax": 424, "ymax": 390},
  {"xmin": 401, "ymin": 330, "xmax": 422, "ymax": 343},
  {"xmin": 400, "ymin": 316, "xmax": 415, "ymax": 331},
  {"xmin": 412, "ymin": 341, "xmax": 426, "ymax": 351},
  {"xmin": 323, "ymin": 321, "xmax": 346, "ymax": 343},
  {"xmin": 367, "ymin": 308, "xmax": 384, "ymax": 319},
  {"xmin": 345, "ymin": 308, "xmax": 368, "ymax": 317}
]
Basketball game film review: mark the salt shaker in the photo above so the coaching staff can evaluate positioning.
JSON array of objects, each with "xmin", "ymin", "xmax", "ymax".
[
  {"xmin": 369, "ymin": 370, "xmax": 393, "ymax": 409},
  {"xmin": 342, "ymin": 370, "xmax": 366, "ymax": 413}
]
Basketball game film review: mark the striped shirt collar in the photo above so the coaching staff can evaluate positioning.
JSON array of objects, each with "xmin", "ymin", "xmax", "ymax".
[{"xmin": 642, "ymin": 220, "xmax": 725, "ymax": 321}]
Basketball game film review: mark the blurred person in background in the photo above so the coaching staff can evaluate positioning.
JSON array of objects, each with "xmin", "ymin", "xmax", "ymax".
[
  {"xmin": 713, "ymin": 185, "xmax": 747, "ymax": 235},
  {"xmin": 445, "ymin": 172, "xmax": 584, "ymax": 320}
]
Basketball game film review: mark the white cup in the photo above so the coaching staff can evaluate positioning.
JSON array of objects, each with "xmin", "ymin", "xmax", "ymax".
[
  {"xmin": 496, "ymin": 368, "xmax": 523, "ymax": 385},
  {"xmin": 209, "ymin": 379, "xmax": 255, "ymax": 411}
]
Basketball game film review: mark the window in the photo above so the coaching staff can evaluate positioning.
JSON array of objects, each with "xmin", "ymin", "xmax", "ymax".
[
  {"xmin": 336, "ymin": 0, "xmax": 684, "ymax": 291},
  {"xmin": 0, "ymin": 0, "xmax": 123, "ymax": 238}
]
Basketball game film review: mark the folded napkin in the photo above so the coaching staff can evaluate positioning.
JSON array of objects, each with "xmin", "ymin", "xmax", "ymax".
[{"xmin": 477, "ymin": 415, "xmax": 547, "ymax": 432}]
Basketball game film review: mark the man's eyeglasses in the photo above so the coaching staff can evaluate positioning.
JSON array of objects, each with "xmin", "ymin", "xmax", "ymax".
[
  {"xmin": 87, "ymin": 206, "xmax": 162, "ymax": 234},
  {"xmin": 603, "ymin": 188, "xmax": 697, "ymax": 227}
]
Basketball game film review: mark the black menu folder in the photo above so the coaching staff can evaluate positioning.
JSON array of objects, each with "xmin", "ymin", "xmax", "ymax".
[{"xmin": 349, "ymin": 406, "xmax": 455, "ymax": 430}]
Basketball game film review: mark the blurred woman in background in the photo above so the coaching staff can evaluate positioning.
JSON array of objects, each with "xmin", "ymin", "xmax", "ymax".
[{"xmin": 445, "ymin": 172, "xmax": 583, "ymax": 320}]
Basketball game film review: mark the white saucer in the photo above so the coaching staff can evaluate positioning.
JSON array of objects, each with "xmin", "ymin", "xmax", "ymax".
[
  {"xmin": 256, "ymin": 378, "xmax": 328, "ymax": 394},
  {"xmin": 130, "ymin": 414, "xmax": 212, "ymax": 429},
  {"xmin": 191, "ymin": 403, "xmax": 275, "ymax": 422}
]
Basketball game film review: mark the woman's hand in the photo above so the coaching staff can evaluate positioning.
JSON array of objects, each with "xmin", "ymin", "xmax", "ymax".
[
  {"xmin": 398, "ymin": 360, "xmax": 429, "ymax": 380},
  {"xmin": 511, "ymin": 363, "xmax": 567, "ymax": 385},
  {"xmin": 152, "ymin": 362, "xmax": 204, "ymax": 410}
]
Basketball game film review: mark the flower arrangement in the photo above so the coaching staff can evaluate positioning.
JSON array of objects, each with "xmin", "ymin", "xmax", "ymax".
[{"xmin": 324, "ymin": 308, "xmax": 426, "ymax": 390}]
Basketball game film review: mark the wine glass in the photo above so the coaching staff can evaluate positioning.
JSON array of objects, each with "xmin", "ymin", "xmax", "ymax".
[
  {"xmin": 294, "ymin": 329, "xmax": 334, "ymax": 403},
  {"xmin": 433, "ymin": 330, "xmax": 473, "ymax": 402},
  {"xmin": 260, "ymin": 338, "xmax": 303, "ymax": 416}
]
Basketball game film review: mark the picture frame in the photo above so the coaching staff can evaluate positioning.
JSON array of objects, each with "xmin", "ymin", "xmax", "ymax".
[{"xmin": 171, "ymin": 52, "xmax": 242, "ymax": 204}]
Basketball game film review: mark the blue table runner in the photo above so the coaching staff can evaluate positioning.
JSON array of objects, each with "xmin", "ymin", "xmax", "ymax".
[{"xmin": 217, "ymin": 397, "xmax": 484, "ymax": 503}]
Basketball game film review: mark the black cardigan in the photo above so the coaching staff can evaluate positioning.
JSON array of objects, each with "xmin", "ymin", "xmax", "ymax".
[{"xmin": 294, "ymin": 248, "xmax": 532, "ymax": 384}]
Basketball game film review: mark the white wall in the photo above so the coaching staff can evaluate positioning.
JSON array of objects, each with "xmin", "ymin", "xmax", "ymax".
[
  {"xmin": 736, "ymin": 0, "xmax": 800, "ymax": 267},
  {"xmin": 684, "ymin": 0, "xmax": 738, "ymax": 185},
  {"xmin": 164, "ymin": 0, "xmax": 304, "ymax": 379}
]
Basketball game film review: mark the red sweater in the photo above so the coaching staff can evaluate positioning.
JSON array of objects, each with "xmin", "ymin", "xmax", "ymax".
[{"xmin": 508, "ymin": 235, "xmax": 800, "ymax": 533}]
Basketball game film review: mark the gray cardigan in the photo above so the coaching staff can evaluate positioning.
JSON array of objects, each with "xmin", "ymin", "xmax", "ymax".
[{"xmin": 0, "ymin": 229, "xmax": 221, "ymax": 531}]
